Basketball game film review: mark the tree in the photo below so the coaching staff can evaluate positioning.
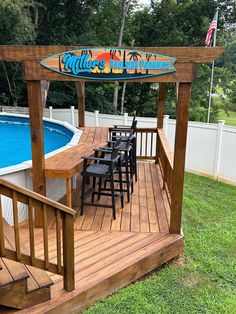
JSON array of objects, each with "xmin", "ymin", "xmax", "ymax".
[
  {"xmin": 0, "ymin": 0, "xmax": 35, "ymax": 106},
  {"xmin": 113, "ymin": 0, "xmax": 132, "ymax": 111}
]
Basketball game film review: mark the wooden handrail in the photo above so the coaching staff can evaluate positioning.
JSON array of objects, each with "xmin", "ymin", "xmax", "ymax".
[
  {"xmin": 0, "ymin": 178, "xmax": 76, "ymax": 216},
  {"xmin": 0, "ymin": 178, "xmax": 75, "ymax": 292},
  {"xmin": 157, "ymin": 129, "xmax": 174, "ymax": 167},
  {"xmin": 156, "ymin": 129, "xmax": 174, "ymax": 204}
]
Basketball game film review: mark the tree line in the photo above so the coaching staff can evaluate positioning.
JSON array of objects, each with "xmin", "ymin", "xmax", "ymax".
[{"xmin": 0, "ymin": 0, "xmax": 235, "ymax": 122}]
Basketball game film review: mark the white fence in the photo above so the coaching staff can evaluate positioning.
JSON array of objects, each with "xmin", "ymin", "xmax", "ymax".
[{"xmin": 1, "ymin": 106, "xmax": 236, "ymax": 185}]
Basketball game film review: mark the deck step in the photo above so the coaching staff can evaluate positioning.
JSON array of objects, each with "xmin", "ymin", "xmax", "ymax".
[{"xmin": 0, "ymin": 220, "xmax": 53, "ymax": 309}]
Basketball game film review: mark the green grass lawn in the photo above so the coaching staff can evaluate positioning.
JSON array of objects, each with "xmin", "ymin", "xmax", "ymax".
[
  {"xmin": 218, "ymin": 110, "xmax": 236, "ymax": 126},
  {"xmin": 84, "ymin": 173, "xmax": 236, "ymax": 314}
]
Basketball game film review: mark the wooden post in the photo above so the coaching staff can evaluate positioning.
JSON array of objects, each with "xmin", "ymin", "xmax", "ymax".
[
  {"xmin": 156, "ymin": 83, "xmax": 167, "ymax": 162},
  {"xmin": 75, "ymin": 81, "xmax": 85, "ymax": 127},
  {"xmin": 27, "ymin": 80, "xmax": 46, "ymax": 226},
  {"xmin": 157, "ymin": 83, "xmax": 167, "ymax": 129},
  {"xmin": 41, "ymin": 80, "xmax": 50, "ymax": 108},
  {"xmin": 170, "ymin": 83, "xmax": 191, "ymax": 234},
  {"xmin": 62, "ymin": 214, "xmax": 75, "ymax": 291}
]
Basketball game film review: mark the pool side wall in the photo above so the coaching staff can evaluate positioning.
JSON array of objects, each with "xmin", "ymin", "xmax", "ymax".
[{"xmin": 0, "ymin": 113, "xmax": 82, "ymax": 225}]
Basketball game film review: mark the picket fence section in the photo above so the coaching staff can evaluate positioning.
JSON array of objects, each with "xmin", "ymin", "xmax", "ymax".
[{"xmin": 1, "ymin": 106, "xmax": 236, "ymax": 185}]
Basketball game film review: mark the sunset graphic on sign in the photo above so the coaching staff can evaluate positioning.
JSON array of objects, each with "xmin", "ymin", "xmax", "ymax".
[{"xmin": 94, "ymin": 53, "xmax": 122, "ymax": 74}]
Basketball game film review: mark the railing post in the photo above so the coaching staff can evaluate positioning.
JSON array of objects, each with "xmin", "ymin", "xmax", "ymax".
[
  {"xmin": 62, "ymin": 214, "xmax": 75, "ymax": 292},
  {"xmin": 94, "ymin": 110, "xmax": 99, "ymax": 127},
  {"xmin": 214, "ymin": 120, "xmax": 225, "ymax": 179},
  {"xmin": 163, "ymin": 115, "xmax": 169, "ymax": 136},
  {"xmin": 49, "ymin": 106, "xmax": 53, "ymax": 119},
  {"xmin": 70, "ymin": 106, "xmax": 75, "ymax": 127},
  {"xmin": 124, "ymin": 112, "xmax": 128, "ymax": 125}
]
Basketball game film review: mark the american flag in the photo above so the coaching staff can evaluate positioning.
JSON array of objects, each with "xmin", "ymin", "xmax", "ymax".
[{"xmin": 204, "ymin": 13, "xmax": 218, "ymax": 47}]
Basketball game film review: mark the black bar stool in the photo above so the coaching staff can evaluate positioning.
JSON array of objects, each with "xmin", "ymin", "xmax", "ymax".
[{"xmin": 80, "ymin": 139, "xmax": 123, "ymax": 220}]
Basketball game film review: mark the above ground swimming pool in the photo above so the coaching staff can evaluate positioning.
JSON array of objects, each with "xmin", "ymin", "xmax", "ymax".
[{"xmin": 0, "ymin": 114, "xmax": 80, "ymax": 169}]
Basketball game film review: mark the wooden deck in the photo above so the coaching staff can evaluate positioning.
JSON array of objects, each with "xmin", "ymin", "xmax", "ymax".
[
  {"xmin": 1, "ymin": 162, "xmax": 183, "ymax": 314},
  {"xmin": 73, "ymin": 162, "xmax": 170, "ymax": 234}
]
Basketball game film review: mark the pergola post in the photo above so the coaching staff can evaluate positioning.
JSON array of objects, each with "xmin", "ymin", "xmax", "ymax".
[
  {"xmin": 156, "ymin": 83, "xmax": 167, "ymax": 163},
  {"xmin": 170, "ymin": 83, "xmax": 192, "ymax": 234},
  {"xmin": 41, "ymin": 80, "xmax": 50, "ymax": 108},
  {"xmin": 75, "ymin": 81, "xmax": 85, "ymax": 127},
  {"xmin": 27, "ymin": 80, "xmax": 46, "ymax": 226}
]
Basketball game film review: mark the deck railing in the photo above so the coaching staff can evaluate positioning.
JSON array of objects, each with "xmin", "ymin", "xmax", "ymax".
[
  {"xmin": 156, "ymin": 129, "xmax": 174, "ymax": 204},
  {"xmin": 108, "ymin": 127, "xmax": 157, "ymax": 160},
  {"xmin": 0, "ymin": 178, "xmax": 76, "ymax": 292},
  {"xmin": 136, "ymin": 128, "xmax": 156, "ymax": 160}
]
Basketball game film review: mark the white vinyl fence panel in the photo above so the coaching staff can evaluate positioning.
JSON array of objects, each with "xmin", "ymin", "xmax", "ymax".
[{"xmin": 219, "ymin": 126, "xmax": 236, "ymax": 182}]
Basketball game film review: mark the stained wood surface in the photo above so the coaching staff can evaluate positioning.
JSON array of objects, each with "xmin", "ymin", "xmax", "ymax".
[
  {"xmin": 4, "ymin": 229, "xmax": 183, "ymax": 314},
  {"xmin": 170, "ymin": 83, "xmax": 191, "ymax": 234},
  {"xmin": 0, "ymin": 160, "xmax": 183, "ymax": 313},
  {"xmin": 75, "ymin": 82, "xmax": 85, "ymax": 127},
  {"xmin": 72, "ymin": 162, "xmax": 170, "ymax": 233},
  {"xmin": 157, "ymin": 83, "xmax": 167, "ymax": 129},
  {"xmin": 0, "ymin": 46, "xmax": 224, "ymax": 63},
  {"xmin": 43, "ymin": 127, "xmax": 108, "ymax": 178}
]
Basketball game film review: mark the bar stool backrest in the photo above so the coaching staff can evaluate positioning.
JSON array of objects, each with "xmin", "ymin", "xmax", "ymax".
[{"xmin": 111, "ymin": 138, "xmax": 122, "ymax": 160}]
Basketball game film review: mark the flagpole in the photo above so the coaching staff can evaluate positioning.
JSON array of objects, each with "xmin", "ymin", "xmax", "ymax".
[{"xmin": 207, "ymin": 8, "xmax": 219, "ymax": 123}]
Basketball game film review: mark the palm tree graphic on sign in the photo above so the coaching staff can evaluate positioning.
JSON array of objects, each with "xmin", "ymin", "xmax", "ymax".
[
  {"xmin": 128, "ymin": 51, "xmax": 142, "ymax": 74},
  {"xmin": 145, "ymin": 53, "xmax": 152, "ymax": 74},
  {"xmin": 109, "ymin": 49, "xmax": 121, "ymax": 73},
  {"xmin": 81, "ymin": 49, "xmax": 93, "ymax": 58}
]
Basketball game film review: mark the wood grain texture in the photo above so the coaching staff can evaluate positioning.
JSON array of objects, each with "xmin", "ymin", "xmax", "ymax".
[
  {"xmin": 157, "ymin": 83, "xmax": 167, "ymax": 129},
  {"xmin": 75, "ymin": 82, "xmax": 85, "ymax": 127},
  {"xmin": 72, "ymin": 162, "xmax": 169, "ymax": 233},
  {"xmin": 5, "ymin": 230, "xmax": 183, "ymax": 314},
  {"xmin": 27, "ymin": 80, "xmax": 46, "ymax": 225},
  {"xmin": 170, "ymin": 83, "xmax": 191, "ymax": 234},
  {"xmin": 0, "ymin": 158, "xmax": 185, "ymax": 313},
  {"xmin": 0, "ymin": 46, "xmax": 224, "ymax": 63}
]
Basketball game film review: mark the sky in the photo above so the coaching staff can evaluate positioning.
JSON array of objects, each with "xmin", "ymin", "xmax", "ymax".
[{"xmin": 138, "ymin": 0, "xmax": 150, "ymax": 7}]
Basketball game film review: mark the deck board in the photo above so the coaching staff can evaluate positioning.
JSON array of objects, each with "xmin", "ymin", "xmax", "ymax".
[
  {"xmin": 7, "ymin": 231, "xmax": 183, "ymax": 314},
  {"xmin": 73, "ymin": 162, "xmax": 169, "ymax": 233},
  {"xmin": 1, "ymin": 142, "xmax": 182, "ymax": 313}
]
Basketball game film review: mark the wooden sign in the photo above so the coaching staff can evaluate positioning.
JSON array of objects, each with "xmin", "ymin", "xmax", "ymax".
[{"xmin": 40, "ymin": 48, "xmax": 176, "ymax": 81}]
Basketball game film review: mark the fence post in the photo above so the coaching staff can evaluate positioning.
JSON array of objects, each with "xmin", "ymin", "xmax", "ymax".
[
  {"xmin": 163, "ymin": 115, "xmax": 169, "ymax": 136},
  {"xmin": 70, "ymin": 106, "xmax": 75, "ymax": 126},
  {"xmin": 124, "ymin": 113, "xmax": 128, "ymax": 125},
  {"xmin": 214, "ymin": 120, "xmax": 225, "ymax": 179},
  {"xmin": 94, "ymin": 110, "xmax": 99, "ymax": 127},
  {"xmin": 49, "ymin": 106, "xmax": 53, "ymax": 119}
]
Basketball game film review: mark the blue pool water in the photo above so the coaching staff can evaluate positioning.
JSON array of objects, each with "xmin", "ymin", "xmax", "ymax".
[{"xmin": 0, "ymin": 116, "xmax": 74, "ymax": 168}]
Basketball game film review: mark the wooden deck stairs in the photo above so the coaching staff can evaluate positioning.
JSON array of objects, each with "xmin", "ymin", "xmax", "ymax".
[{"xmin": 0, "ymin": 220, "xmax": 53, "ymax": 309}]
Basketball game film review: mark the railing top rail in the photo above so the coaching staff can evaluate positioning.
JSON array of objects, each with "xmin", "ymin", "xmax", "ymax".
[
  {"xmin": 158, "ymin": 129, "xmax": 174, "ymax": 168},
  {"xmin": 0, "ymin": 178, "xmax": 76, "ymax": 216},
  {"xmin": 136, "ymin": 127, "xmax": 157, "ymax": 132},
  {"xmin": 109, "ymin": 127, "xmax": 157, "ymax": 132}
]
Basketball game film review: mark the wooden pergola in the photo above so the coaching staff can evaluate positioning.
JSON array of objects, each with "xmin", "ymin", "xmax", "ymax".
[
  {"xmin": 0, "ymin": 46, "xmax": 223, "ymax": 230},
  {"xmin": 0, "ymin": 46, "xmax": 223, "ymax": 313}
]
